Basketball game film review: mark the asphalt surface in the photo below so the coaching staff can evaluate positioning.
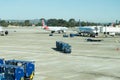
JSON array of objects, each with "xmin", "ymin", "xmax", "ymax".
[{"xmin": 0, "ymin": 27, "xmax": 120, "ymax": 80}]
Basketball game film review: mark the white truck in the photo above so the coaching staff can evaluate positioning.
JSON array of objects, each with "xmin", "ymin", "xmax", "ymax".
[
  {"xmin": 0, "ymin": 26, "xmax": 8, "ymax": 36},
  {"xmin": 100, "ymin": 26, "xmax": 120, "ymax": 36}
]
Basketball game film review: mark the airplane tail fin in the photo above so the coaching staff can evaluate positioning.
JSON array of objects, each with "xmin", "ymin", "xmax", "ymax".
[{"xmin": 41, "ymin": 19, "xmax": 49, "ymax": 30}]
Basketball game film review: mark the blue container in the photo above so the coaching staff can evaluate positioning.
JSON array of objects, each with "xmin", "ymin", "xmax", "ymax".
[
  {"xmin": 0, "ymin": 64, "xmax": 24, "ymax": 80},
  {"xmin": 64, "ymin": 48, "xmax": 71, "ymax": 53},
  {"xmin": 0, "ymin": 59, "xmax": 4, "ymax": 64},
  {"xmin": 56, "ymin": 41, "xmax": 72, "ymax": 53},
  {"xmin": 70, "ymin": 33, "xmax": 74, "ymax": 37},
  {"xmin": 0, "ymin": 73, "xmax": 5, "ymax": 80},
  {"xmin": 5, "ymin": 60, "xmax": 35, "ymax": 79},
  {"xmin": 63, "ymin": 34, "xmax": 68, "ymax": 37}
]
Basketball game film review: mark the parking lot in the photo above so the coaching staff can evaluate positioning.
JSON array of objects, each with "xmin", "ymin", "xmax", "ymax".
[{"xmin": 0, "ymin": 27, "xmax": 120, "ymax": 80}]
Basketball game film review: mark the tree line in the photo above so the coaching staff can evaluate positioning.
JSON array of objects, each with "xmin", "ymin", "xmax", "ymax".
[
  {"xmin": 0, "ymin": 18, "xmax": 119, "ymax": 27},
  {"xmin": 0, "ymin": 20, "xmax": 32, "ymax": 27}
]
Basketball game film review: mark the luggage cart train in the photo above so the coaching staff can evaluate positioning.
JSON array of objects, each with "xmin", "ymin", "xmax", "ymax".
[
  {"xmin": 0, "ymin": 58, "xmax": 35, "ymax": 80},
  {"xmin": 56, "ymin": 41, "xmax": 71, "ymax": 53}
]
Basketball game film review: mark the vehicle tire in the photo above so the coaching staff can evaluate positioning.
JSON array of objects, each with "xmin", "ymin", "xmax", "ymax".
[{"xmin": 5, "ymin": 31, "xmax": 8, "ymax": 35}]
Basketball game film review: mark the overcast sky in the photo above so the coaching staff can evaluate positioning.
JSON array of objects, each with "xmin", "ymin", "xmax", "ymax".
[{"xmin": 0, "ymin": 0, "xmax": 120, "ymax": 22}]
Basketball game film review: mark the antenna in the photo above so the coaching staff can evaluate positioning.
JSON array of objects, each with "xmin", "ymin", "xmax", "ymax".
[{"xmin": 79, "ymin": 19, "xmax": 81, "ymax": 27}]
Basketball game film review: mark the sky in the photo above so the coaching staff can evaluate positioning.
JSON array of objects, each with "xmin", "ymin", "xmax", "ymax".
[{"xmin": 0, "ymin": 0, "xmax": 120, "ymax": 23}]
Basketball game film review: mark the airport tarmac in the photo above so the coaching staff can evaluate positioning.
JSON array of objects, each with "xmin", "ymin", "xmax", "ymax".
[{"xmin": 0, "ymin": 27, "xmax": 120, "ymax": 80}]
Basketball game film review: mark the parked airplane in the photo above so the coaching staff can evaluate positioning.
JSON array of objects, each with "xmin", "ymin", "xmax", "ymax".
[
  {"xmin": 41, "ymin": 19, "xmax": 68, "ymax": 34},
  {"xmin": 76, "ymin": 26, "xmax": 100, "ymax": 37},
  {"xmin": 76, "ymin": 26, "xmax": 120, "ymax": 37}
]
